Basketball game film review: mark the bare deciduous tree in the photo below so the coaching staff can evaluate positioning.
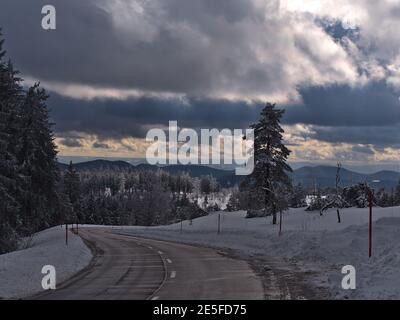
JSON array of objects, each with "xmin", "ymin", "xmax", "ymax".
[{"xmin": 320, "ymin": 162, "xmax": 350, "ymax": 222}]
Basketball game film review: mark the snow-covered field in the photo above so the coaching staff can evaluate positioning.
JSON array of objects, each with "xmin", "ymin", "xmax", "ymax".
[
  {"xmin": 0, "ymin": 226, "xmax": 92, "ymax": 299},
  {"xmin": 114, "ymin": 206, "xmax": 400, "ymax": 299},
  {"xmin": 2, "ymin": 207, "xmax": 398, "ymax": 299}
]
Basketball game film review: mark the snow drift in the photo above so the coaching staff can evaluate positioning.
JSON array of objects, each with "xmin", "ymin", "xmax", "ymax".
[
  {"xmin": 116, "ymin": 206, "xmax": 400, "ymax": 299},
  {"xmin": 0, "ymin": 226, "xmax": 92, "ymax": 299}
]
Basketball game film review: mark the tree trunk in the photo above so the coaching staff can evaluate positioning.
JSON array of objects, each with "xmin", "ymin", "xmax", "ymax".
[{"xmin": 272, "ymin": 212, "xmax": 277, "ymax": 225}]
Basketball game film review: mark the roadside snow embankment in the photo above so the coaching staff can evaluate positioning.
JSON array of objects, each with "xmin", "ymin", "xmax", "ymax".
[
  {"xmin": 0, "ymin": 226, "xmax": 92, "ymax": 299},
  {"xmin": 115, "ymin": 206, "xmax": 400, "ymax": 299}
]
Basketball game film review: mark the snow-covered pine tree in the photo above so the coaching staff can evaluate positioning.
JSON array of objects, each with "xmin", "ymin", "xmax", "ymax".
[
  {"xmin": 355, "ymin": 182, "xmax": 372, "ymax": 208},
  {"xmin": 376, "ymin": 189, "xmax": 391, "ymax": 207},
  {"xmin": 226, "ymin": 191, "xmax": 241, "ymax": 211},
  {"xmin": 17, "ymin": 83, "xmax": 60, "ymax": 233},
  {"xmin": 0, "ymin": 30, "xmax": 24, "ymax": 253},
  {"xmin": 305, "ymin": 186, "xmax": 325, "ymax": 211},
  {"xmin": 63, "ymin": 162, "xmax": 80, "ymax": 203},
  {"xmin": 63, "ymin": 161, "xmax": 82, "ymax": 224},
  {"xmin": 395, "ymin": 180, "xmax": 400, "ymax": 206},
  {"xmin": 200, "ymin": 176, "xmax": 211, "ymax": 194},
  {"xmin": 390, "ymin": 189, "xmax": 396, "ymax": 207},
  {"xmin": 245, "ymin": 103, "xmax": 292, "ymax": 224},
  {"xmin": 84, "ymin": 192, "xmax": 97, "ymax": 224},
  {"xmin": 289, "ymin": 183, "xmax": 307, "ymax": 208}
]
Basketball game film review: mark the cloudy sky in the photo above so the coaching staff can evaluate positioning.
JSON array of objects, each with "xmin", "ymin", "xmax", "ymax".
[{"xmin": 1, "ymin": 0, "xmax": 400, "ymax": 170}]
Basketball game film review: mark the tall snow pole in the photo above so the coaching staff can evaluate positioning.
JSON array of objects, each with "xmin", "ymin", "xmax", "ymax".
[
  {"xmin": 279, "ymin": 211, "xmax": 282, "ymax": 236},
  {"xmin": 217, "ymin": 213, "xmax": 221, "ymax": 235},
  {"xmin": 65, "ymin": 223, "xmax": 68, "ymax": 246},
  {"xmin": 368, "ymin": 190, "xmax": 373, "ymax": 258}
]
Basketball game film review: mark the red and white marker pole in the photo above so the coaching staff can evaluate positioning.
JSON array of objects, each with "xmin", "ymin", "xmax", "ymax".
[{"xmin": 368, "ymin": 190, "xmax": 373, "ymax": 258}]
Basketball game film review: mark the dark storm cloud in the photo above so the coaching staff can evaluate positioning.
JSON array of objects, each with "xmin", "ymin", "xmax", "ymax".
[
  {"xmin": 2, "ymin": 0, "xmax": 399, "ymax": 153},
  {"xmin": 45, "ymin": 80, "xmax": 400, "ymax": 143},
  {"xmin": 309, "ymin": 125, "xmax": 400, "ymax": 148},
  {"xmin": 48, "ymin": 93, "xmax": 262, "ymax": 139},
  {"xmin": 284, "ymin": 82, "xmax": 400, "ymax": 126},
  {"xmin": 92, "ymin": 142, "xmax": 111, "ymax": 149},
  {"xmin": 0, "ymin": 0, "xmax": 120, "ymax": 86},
  {"xmin": 0, "ymin": 0, "xmax": 370, "ymax": 100},
  {"xmin": 163, "ymin": 0, "xmax": 261, "ymax": 23},
  {"xmin": 0, "ymin": 0, "xmax": 275, "ymax": 96},
  {"xmin": 47, "ymin": 80, "xmax": 400, "ymax": 150},
  {"xmin": 280, "ymin": 81, "xmax": 400, "ymax": 148},
  {"xmin": 58, "ymin": 137, "xmax": 83, "ymax": 148}
]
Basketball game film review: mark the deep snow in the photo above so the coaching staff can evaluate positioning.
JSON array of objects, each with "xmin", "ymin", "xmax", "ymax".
[
  {"xmin": 114, "ymin": 206, "xmax": 400, "ymax": 299},
  {"xmin": 2, "ymin": 207, "xmax": 398, "ymax": 299},
  {"xmin": 0, "ymin": 226, "xmax": 92, "ymax": 299}
]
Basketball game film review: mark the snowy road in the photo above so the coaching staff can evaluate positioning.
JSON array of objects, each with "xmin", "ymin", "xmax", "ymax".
[{"xmin": 34, "ymin": 229, "xmax": 264, "ymax": 300}]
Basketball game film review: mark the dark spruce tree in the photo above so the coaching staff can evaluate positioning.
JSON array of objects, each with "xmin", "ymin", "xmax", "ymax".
[
  {"xmin": 395, "ymin": 180, "xmax": 400, "ymax": 206},
  {"xmin": 0, "ymin": 30, "xmax": 23, "ymax": 252},
  {"xmin": 17, "ymin": 83, "xmax": 61, "ymax": 234},
  {"xmin": 63, "ymin": 161, "xmax": 82, "ymax": 224},
  {"xmin": 0, "ymin": 30, "xmax": 71, "ymax": 253},
  {"xmin": 244, "ymin": 103, "xmax": 292, "ymax": 224}
]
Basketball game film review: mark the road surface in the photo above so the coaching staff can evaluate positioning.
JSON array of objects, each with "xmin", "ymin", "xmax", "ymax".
[{"xmin": 34, "ymin": 228, "xmax": 264, "ymax": 300}]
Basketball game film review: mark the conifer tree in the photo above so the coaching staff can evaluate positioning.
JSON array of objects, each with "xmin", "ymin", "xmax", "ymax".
[
  {"xmin": 245, "ymin": 103, "xmax": 292, "ymax": 224},
  {"xmin": 395, "ymin": 180, "xmax": 400, "ymax": 206},
  {"xmin": 17, "ymin": 84, "xmax": 60, "ymax": 233},
  {"xmin": 63, "ymin": 161, "xmax": 81, "ymax": 223},
  {"xmin": 0, "ymin": 30, "xmax": 23, "ymax": 252}
]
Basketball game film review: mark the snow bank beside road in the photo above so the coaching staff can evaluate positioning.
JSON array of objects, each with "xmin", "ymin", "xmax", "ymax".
[
  {"xmin": 0, "ymin": 226, "xmax": 92, "ymax": 299},
  {"xmin": 115, "ymin": 207, "xmax": 400, "ymax": 299}
]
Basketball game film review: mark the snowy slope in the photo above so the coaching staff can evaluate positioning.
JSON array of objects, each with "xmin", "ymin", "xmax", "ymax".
[
  {"xmin": 115, "ymin": 207, "xmax": 400, "ymax": 299},
  {"xmin": 0, "ymin": 226, "xmax": 92, "ymax": 299}
]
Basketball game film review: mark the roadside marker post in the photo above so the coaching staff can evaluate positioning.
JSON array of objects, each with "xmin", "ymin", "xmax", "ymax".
[
  {"xmin": 217, "ymin": 214, "xmax": 221, "ymax": 235},
  {"xmin": 279, "ymin": 211, "xmax": 282, "ymax": 236},
  {"xmin": 65, "ymin": 223, "xmax": 68, "ymax": 246},
  {"xmin": 368, "ymin": 190, "xmax": 373, "ymax": 258},
  {"xmin": 180, "ymin": 220, "xmax": 183, "ymax": 234}
]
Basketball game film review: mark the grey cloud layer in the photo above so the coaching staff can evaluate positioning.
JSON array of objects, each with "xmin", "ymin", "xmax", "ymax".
[
  {"xmin": 49, "ymin": 81, "xmax": 400, "ymax": 150},
  {"xmin": 1, "ymin": 0, "xmax": 399, "ymax": 156},
  {"xmin": 49, "ymin": 94, "xmax": 262, "ymax": 140},
  {"xmin": 0, "ymin": 0, "xmax": 369, "ymax": 99},
  {"xmin": 0, "ymin": 0, "xmax": 270, "ymax": 94},
  {"xmin": 285, "ymin": 83, "xmax": 400, "ymax": 127}
]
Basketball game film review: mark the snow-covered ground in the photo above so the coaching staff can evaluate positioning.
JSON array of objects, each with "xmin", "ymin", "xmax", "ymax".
[
  {"xmin": 2, "ymin": 207, "xmax": 398, "ymax": 299},
  {"xmin": 114, "ymin": 206, "xmax": 400, "ymax": 299},
  {"xmin": 189, "ymin": 191, "xmax": 231, "ymax": 211},
  {"xmin": 0, "ymin": 226, "xmax": 92, "ymax": 299}
]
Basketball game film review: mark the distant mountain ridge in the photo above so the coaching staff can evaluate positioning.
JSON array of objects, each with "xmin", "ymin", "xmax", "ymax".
[
  {"xmin": 57, "ymin": 160, "xmax": 241, "ymax": 187},
  {"xmin": 57, "ymin": 160, "xmax": 400, "ymax": 189},
  {"xmin": 57, "ymin": 159, "xmax": 132, "ymax": 171},
  {"xmin": 291, "ymin": 165, "xmax": 400, "ymax": 189}
]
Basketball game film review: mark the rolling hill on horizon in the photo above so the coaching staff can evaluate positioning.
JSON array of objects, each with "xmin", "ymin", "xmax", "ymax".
[{"xmin": 57, "ymin": 159, "xmax": 400, "ymax": 190}]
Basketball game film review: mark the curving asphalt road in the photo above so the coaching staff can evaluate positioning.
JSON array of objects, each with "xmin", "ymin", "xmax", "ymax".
[{"xmin": 34, "ymin": 228, "xmax": 264, "ymax": 300}]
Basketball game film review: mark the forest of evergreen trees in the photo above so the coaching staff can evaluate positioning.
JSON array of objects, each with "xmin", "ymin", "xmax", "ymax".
[
  {"xmin": 0, "ymin": 30, "xmax": 63, "ymax": 253},
  {"xmin": 61, "ymin": 163, "xmax": 209, "ymax": 228},
  {"xmin": 0, "ymin": 31, "xmax": 206, "ymax": 253}
]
